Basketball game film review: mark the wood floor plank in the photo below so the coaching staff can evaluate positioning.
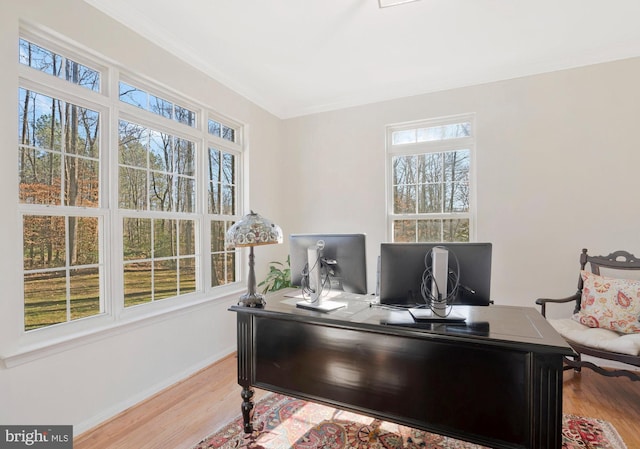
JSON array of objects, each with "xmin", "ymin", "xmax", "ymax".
[
  {"xmin": 562, "ymin": 368, "xmax": 640, "ymax": 447},
  {"xmin": 75, "ymin": 355, "xmax": 640, "ymax": 449}
]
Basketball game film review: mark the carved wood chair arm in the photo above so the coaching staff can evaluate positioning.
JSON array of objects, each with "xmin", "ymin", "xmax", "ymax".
[{"xmin": 535, "ymin": 293, "xmax": 581, "ymax": 317}]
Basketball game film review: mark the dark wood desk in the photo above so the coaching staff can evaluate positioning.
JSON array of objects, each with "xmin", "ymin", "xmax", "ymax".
[{"xmin": 229, "ymin": 291, "xmax": 574, "ymax": 449}]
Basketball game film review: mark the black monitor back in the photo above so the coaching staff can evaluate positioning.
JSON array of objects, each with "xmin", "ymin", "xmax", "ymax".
[{"xmin": 380, "ymin": 242, "xmax": 492, "ymax": 306}]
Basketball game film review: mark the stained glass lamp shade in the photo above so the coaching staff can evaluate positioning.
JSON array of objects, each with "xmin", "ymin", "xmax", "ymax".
[{"xmin": 226, "ymin": 211, "xmax": 283, "ymax": 307}]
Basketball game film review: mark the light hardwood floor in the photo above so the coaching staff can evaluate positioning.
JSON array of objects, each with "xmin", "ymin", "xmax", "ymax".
[{"xmin": 75, "ymin": 354, "xmax": 640, "ymax": 449}]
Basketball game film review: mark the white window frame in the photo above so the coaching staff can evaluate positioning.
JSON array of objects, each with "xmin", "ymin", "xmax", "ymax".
[
  {"xmin": 8, "ymin": 27, "xmax": 246, "ymax": 366},
  {"xmin": 385, "ymin": 113, "xmax": 477, "ymax": 242},
  {"xmin": 205, "ymin": 127, "xmax": 243, "ymax": 290}
]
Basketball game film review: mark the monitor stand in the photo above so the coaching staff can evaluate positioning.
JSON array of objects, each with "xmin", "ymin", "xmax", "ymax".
[
  {"xmin": 296, "ymin": 242, "xmax": 346, "ymax": 312},
  {"xmin": 409, "ymin": 307, "xmax": 466, "ymax": 322},
  {"xmin": 296, "ymin": 299, "xmax": 345, "ymax": 312}
]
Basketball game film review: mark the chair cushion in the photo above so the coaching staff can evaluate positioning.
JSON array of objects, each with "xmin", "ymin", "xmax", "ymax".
[
  {"xmin": 550, "ymin": 318, "xmax": 640, "ymax": 356},
  {"xmin": 572, "ymin": 270, "xmax": 640, "ymax": 334}
]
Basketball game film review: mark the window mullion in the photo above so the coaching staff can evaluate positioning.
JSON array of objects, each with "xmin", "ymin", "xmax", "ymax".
[{"xmin": 108, "ymin": 65, "xmax": 124, "ymax": 320}]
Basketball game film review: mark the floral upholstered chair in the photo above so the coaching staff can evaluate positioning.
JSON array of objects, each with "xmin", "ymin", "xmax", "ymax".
[{"xmin": 536, "ymin": 249, "xmax": 640, "ymax": 381}]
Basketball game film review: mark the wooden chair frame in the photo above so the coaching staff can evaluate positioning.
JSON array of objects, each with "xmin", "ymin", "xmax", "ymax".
[{"xmin": 536, "ymin": 248, "xmax": 640, "ymax": 381}]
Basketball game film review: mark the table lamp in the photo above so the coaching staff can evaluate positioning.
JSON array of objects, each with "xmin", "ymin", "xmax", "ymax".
[{"xmin": 225, "ymin": 211, "xmax": 283, "ymax": 307}]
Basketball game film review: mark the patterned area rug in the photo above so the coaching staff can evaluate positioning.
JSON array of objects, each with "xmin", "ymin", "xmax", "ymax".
[{"xmin": 193, "ymin": 393, "xmax": 627, "ymax": 449}]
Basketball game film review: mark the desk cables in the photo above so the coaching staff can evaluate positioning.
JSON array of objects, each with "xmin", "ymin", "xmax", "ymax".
[
  {"xmin": 299, "ymin": 256, "xmax": 332, "ymax": 303},
  {"xmin": 419, "ymin": 245, "xmax": 461, "ymax": 317}
]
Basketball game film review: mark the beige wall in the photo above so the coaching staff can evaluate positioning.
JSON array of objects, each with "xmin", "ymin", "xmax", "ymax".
[
  {"xmin": 283, "ymin": 58, "xmax": 640, "ymax": 309},
  {"xmin": 1, "ymin": 0, "xmax": 639, "ymax": 435}
]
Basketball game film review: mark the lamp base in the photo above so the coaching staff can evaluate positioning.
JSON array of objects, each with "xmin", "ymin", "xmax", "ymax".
[{"xmin": 238, "ymin": 291, "xmax": 266, "ymax": 308}]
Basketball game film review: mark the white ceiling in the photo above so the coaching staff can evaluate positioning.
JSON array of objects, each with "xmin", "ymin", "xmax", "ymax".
[{"xmin": 84, "ymin": 0, "xmax": 640, "ymax": 119}]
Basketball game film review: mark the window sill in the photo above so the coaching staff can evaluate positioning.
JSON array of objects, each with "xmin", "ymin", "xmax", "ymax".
[{"xmin": 1, "ymin": 288, "xmax": 243, "ymax": 368}]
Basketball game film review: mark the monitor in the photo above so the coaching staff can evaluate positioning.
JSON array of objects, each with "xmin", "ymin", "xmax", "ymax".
[
  {"xmin": 289, "ymin": 233, "xmax": 367, "ymax": 294},
  {"xmin": 379, "ymin": 242, "xmax": 492, "ymax": 306}
]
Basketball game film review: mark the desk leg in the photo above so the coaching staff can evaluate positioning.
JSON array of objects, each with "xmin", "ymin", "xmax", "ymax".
[
  {"xmin": 241, "ymin": 386, "xmax": 255, "ymax": 433},
  {"xmin": 237, "ymin": 313, "xmax": 255, "ymax": 433}
]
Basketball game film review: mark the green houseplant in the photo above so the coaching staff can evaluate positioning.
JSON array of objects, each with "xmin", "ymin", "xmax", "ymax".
[{"xmin": 258, "ymin": 256, "xmax": 292, "ymax": 294}]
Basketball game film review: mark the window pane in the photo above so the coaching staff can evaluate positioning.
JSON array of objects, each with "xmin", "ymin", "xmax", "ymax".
[
  {"xmin": 444, "ymin": 150, "xmax": 470, "ymax": 183},
  {"xmin": 154, "ymin": 219, "xmax": 176, "ymax": 258},
  {"xmin": 208, "ymin": 120, "xmax": 221, "ymax": 137},
  {"xmin": 222, "ymin": 185, "xmax": 235, "ymax": 215},
  {"xmin": 149, "ymin": 94, "xmax": 173, "ymax": 119},
  {"xmin": 23, "ymin": 215, "xmax": 66, "ymax": 269},
  {"xmin": 443, "ymin": 182, "xmax": 469, "ymax": 212},
  {"xmin": 72, "ymin": 106, "xmax": 100, "ymax": 158},
  {"xmin": 442, "ymin": 219, "xmax": 469, "ymax": 242},
  {"xmin": 393, "ymin": 184, "xmax": 416, "ymax": 214},
  {"xmin": 72, "ymin": 217, "xmax": 99, "ymax": 265},
  {"xmin": 19, "ymin": 89, "xmax": 63, "ymax": 151},
  {"xmin": 207, "ymin": 148, "xmax": 221, "ymax": 214},
  {"xmin": 211, "ymin": 220, "xmax": 235, "ymax": 287},
  {"xmin": 211, "ymin": 253, "xmax": 226, "ymax": 287},
  {"xmin": 119, "ymin": 167, "xmax": 148, "ymax": 209},
  {"xmin": 393, "ymin": 220, "xmax": 416, "ymax": 242},
  {"xmin": 211, "ymin": 220, "xmax": 226, "ymax": 252},
  {"xmin": 393, "ymin": 155, "xmax": 416, "ymax": 186},
  {"xmin": 179, "ymin": 220, "xmax": 195, "ymax": 256},
  {"xmin": 417, "ymin": 153, "xmax": 443, "ymax": 184},
  {"xmin": 119, "ymin": 120, "xmax": 148, "ymax": 167},
  {"xmin": 19, "ymin": 148, "xmax": 61, "ymax": 205},
  {"xmin": 226, "ymin": 252, "xmax": 236, "ymax": 283},
  {"xmin": 149, "ymin": 130, "xmax": 172, "ymax": 172},
  {"xmin": 19, "ymin": 40, "xmax": 100, "ymax": 92},
  {"xmin": 207, "ymin": 148, "xmax": 220, "ymax": 183},
  {"xmin": 207, "ymin": 147, "xmax": 236, "ymax": 215},
  {"xmin": 123, "ymin": 218, "xmax": 151, "ymax": 260},
  {"xmin": 120, "ymin": 81, "xmax": 196, "ymax": 127},
  {"xmin": 24, "ymin": 270, "xmax": 66, "ymax": 331},
  {"xmin": 416, "ymin": 122, "xmax": 471, "ymax": 142},
  {"xmin": 175, "ymin": 177, "xmax": 195, "ymax": 213},
  {"xmin": 19, "ymin": 39, "xmax": 62, "ymax": 76},
  {"xmin": 392, "ymin": 129, "xmax": 416, "ymax": 145},
  {"xmin": 154, "ymin": 260, "xmax": 177, "ymax": 300},
  {"xmin": 179, "ymin": 257, "xmax": 196, "ymax": 293},
  {"xmin": 176, "ymin": 139, "xmax": 195, "ymax": 176},
  {"xmin": 70, "ymin": 267, "xmax": 101, "ymax": 320},
  {"xmin": 65, "ymin": 156, "xmax": 99, "ymax": 207},
  {"xmin": 222, "ymin": 126, "xmax": 235, "ymax": 142},
  {"xmin": 124, "ymin": 262, "xmax": 152, "ymax": 307},
  {"xmin": 418, "ymin": 183, "xmax": 441, "ymax": 213},
  {"xmin": 208, "ymin": 182, "xmax": 220, "ymax": 214},
  {"xmin": 149, "ymin": 171, "xmax": 172, "ymax": 211},
  {"xmin": 65, "ymin": 59, "xmax": 100, "ymax": 91},
  {"xmin": 222, "ymin": 152, "xmax": 235, "ymax": 184},
  {"xmin": 417, "ymin": 219, "xmax": 441, "ymax": 242},
  {"xmin": 175, "ymin": 105, "xmax": 196, "ymax": 127},
  {"xmin": 119, "ymin": 82, "xmax": 147, "ymax": 109}
]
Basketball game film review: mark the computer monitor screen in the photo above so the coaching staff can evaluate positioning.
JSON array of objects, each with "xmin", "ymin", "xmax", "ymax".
[
  {"xmin": 289, "ymin": 234, "xmax": 367, "ymax": 294},
  {"xmin": 380, "ymin": 242, "xmax": 492, "ymax": 306}
]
